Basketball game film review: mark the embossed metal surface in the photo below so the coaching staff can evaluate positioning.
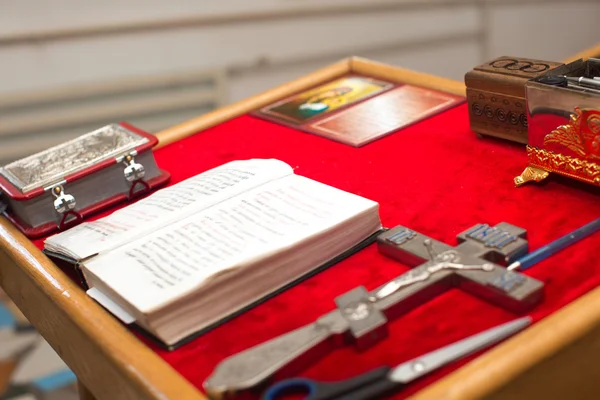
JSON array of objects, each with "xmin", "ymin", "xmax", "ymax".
[{"xmin": 0, "ymin": 124, "xmax": 148, "ymax": 193}]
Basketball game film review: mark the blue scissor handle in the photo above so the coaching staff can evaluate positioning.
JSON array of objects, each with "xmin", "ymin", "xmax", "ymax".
[
  {"xmin": 263, "ymin": 377, "xmax": 318, "ymax": 400},
  {"xmin": 261, "ymin": 367, "xmax": 395, "ymax": 400}
]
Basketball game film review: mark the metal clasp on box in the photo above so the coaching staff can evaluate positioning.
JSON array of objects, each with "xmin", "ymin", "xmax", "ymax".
[
  {"xmin": 117, "ymin": 150, "xmax": 145, "ymax": 182},
  {"xmin": 46, "ymin": 182, "xmax": 82, "ymax": 230},
  {"xmin": 117, "ymin": 151, "xmax": 149, "ymax": 198}
]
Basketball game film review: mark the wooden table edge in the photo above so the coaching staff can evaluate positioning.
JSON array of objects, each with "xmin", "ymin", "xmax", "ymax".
[
  {"xmin": 562, "ymin": 42, "xmax": 600, "ymax": 64},
  {"xmin": 0, "ymin": 55, "xmax": 598, "ymax": 400},
  {"xmin": 0, "ymin": 219, "xmax": 205, "ymax": 400}
]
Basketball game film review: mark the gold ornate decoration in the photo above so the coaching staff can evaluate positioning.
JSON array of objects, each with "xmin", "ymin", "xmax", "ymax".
[
  {"xmin": 543, "ymin": 108, "xmax": 586, "ymax": 157},
  {"xmin": 514, "ymin": 166, "xmax": 550, "ymax": 187},
  {"xmin": 518, "ymin": 146, "xmax": 600, "ymax": 186},
  {"xmin": 544, "ymin": 107, "xmax": 600, "ymax": 161},
  {"xmin": 516, "ymin": 107, "xmax": 600, "ymax": 187}
]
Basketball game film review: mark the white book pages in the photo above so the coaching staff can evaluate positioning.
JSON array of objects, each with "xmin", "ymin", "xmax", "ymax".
[{"xmin": 82, "ymin": 174, "xmax": 379, "ymax": 314}]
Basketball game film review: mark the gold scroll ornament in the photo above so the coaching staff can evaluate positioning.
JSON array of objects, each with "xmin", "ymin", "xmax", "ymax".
[{"xmin": 515, "ymin": 107, "xmax": 600, "ymax": 187}]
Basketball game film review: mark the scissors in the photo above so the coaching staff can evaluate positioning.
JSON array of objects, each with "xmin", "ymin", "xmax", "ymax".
[{"xmin": 262, "ymin": 317, "xmax": 531, "ymax": 400}]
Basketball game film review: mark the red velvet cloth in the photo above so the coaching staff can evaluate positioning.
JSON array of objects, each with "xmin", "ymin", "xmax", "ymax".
[{"xmin": 34, "ymin": 103, "xmax": 600, "ymax": 398}]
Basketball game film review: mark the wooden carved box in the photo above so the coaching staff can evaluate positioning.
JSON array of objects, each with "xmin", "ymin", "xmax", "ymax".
[
  {"xmin": 465, "ymin": 56, "xmax": 564, "ymax": 143},
  {"xmin": 515, "ymin": 58, "xmax": 600, "ymax": 187}
]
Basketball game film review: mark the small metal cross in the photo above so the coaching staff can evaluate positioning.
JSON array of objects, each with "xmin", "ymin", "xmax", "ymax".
[{"xmin": 338, "ymin": 222, "xmax": 543, "ymax": 349}]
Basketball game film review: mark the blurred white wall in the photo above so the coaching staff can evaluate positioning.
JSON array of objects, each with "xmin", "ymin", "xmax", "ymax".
[{"xmin": 0, "ymin": 0, "xmax": 599, "ymax": 162}]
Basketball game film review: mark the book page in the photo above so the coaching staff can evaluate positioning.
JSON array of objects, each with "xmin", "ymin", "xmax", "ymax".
[
  {"xmin": 44, "ymin": 159, "xmax": 293, "ymax": 259},
  {"xmin": 83, "ymin": 174, "xmax": 379, "ymax": 313}
]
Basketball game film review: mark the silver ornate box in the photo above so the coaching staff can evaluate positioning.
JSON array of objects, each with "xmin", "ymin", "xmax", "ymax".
[
  {"xmin": 1, "ymin": 124, "xmax": 149, "ymax": 194},
  {"xmin": 0, "ymin": 123, "xmax": 169, "ymax": 238},
  {"xmin": 515, "ymin": 58, "xmax": 600, "ymax": 187}
]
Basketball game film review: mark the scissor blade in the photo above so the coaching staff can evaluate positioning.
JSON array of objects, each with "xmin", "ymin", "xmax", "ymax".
[{"xmin": 389, "ymin": 316, "xmax": 532, "ymax": 383}]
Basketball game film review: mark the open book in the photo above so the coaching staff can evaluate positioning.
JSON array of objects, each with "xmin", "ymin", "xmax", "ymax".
[{"xmin": 44, "ymin": 159, "xmax": 381, "ymax": 348}]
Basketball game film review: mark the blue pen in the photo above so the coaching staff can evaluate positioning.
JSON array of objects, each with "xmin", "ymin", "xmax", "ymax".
[{"xmin": 507, "ymin": 217, "xmax": 600, "ymax": 271}]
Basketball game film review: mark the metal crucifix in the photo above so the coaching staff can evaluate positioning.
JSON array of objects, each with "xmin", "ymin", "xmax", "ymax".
[{"xmin": 204, "ymin": 222, "xmax": 544, "ymax": 398}]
